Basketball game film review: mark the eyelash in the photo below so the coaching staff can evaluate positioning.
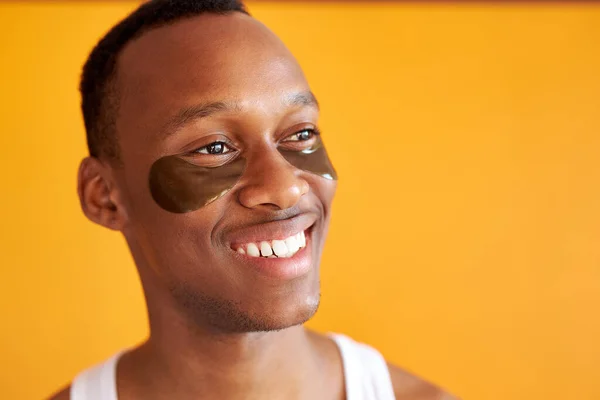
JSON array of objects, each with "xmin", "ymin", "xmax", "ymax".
[{"xmin": 192, "ymin": 128, "xmax": 320, "ymax": 155}]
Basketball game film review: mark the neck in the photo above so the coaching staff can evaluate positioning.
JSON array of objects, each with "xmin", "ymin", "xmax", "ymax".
[{"xmin": 121, "ymin": 295, "xmax": 321, "ymax": 400}]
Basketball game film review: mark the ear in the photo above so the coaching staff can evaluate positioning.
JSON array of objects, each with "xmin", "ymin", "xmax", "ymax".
[{"xmin": 77, "ymin": 157, "xmax": 127, "ymax": 231}]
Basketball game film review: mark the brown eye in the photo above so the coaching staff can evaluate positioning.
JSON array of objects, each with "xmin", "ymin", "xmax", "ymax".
[
  {"xmin": 195, "ymin": 141, "xmax": 231, "ymax": 155},
  {"xmin": 284, "ymin": 129, "xmax": 317, "ymax": 142}
]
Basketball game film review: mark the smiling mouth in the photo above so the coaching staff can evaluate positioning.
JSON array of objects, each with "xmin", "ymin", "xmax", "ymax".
[{"xmin": 232, "ymin": 228, "xmax": 310, "ymax": 259}]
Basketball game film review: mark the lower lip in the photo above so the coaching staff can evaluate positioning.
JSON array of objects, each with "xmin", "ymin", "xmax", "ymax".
[{"xmin": 231, "ymin": 230, "xmax": 313, "ymax": 280}]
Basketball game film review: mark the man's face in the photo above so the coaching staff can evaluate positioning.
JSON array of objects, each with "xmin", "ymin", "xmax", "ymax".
[{"xmin": 111, "ymin": 13, "xmax": 336, "ymax": 332}]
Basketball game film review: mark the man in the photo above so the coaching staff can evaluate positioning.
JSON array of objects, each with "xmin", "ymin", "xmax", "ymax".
[{"xmin": 51, "ymin": 1, "xmax": 457, "ymax": 399}]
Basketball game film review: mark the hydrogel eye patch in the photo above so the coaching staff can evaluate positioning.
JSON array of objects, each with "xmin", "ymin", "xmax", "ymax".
[
  {"xmin": 149, "ymin": 137, "xmax": 337, "ymax": 213},
  {"xmin": 149, "ymin": 156, "xmax": 246, "ymax": 214}
]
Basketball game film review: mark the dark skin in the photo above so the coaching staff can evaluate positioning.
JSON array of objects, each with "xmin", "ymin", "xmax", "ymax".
[{"xmin": 50, "ymin": 13, "xmax": 457, "ymax": 400}]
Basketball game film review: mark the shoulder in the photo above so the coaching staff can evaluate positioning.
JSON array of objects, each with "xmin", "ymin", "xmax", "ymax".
[
  {"xmin": 387, "ymin": 363, "xmax": 460, "ymax": 400},
  {"xmin": 47, "ymin": 385, "xmax": 71, "ymax": 400}
]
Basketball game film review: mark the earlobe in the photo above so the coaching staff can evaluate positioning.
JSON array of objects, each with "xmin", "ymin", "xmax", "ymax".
[{"xmin": 77, "ymin": 157, "xmax": 126, "ymax": 231}]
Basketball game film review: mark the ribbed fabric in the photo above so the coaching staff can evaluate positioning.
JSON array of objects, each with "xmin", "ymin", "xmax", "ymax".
[{"xmin": 329, "ymin": 334, "xmax": 396, "ymax": 400}]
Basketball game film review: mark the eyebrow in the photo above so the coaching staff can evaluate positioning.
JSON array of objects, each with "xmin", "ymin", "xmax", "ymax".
[
  {"xmin": 286, "ymin": 91, "xmax": 320, "ymax": 110},
  {"xmin": 161, "ymin": 91, "xmax": 320, "ymax": 137}
]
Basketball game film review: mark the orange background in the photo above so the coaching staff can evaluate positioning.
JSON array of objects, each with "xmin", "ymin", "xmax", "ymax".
[{"xmin": 1, "ymin": 2, "xmax": 600, "ymax": 399}]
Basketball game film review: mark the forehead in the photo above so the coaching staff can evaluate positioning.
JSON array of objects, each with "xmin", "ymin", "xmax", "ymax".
[{"xmin": 115, "ymin": 13, "xmax": 310, "ymax": 145}]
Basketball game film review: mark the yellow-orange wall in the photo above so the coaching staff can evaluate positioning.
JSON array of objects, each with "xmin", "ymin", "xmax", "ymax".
[{"xmin": 2, "ymin": 2, "xmax": 600, "ymax": 399}]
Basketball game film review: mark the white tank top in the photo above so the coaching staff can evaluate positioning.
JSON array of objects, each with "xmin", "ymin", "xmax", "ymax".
[{"xmin": 71, "ymin": 334, "xmax": 395, "ymax": 400}]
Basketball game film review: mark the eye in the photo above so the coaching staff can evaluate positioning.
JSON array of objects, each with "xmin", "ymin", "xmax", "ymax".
[
  {"xmin": 283, "ymin": 129, "xmax": 318, "ymax": 142},
  {"xmin": 194, "ymin": 141, "xmax": 232, "ymax": 155}
]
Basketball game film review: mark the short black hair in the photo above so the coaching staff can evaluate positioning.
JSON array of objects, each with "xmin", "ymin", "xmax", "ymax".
[{"xmin": 80, "ymin": 0, "xmax": 249, "ymax": 161}]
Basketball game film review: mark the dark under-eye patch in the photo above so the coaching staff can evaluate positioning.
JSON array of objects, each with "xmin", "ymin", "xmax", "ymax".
[
  {"xmin": 149, "ymin": 157, "xmax": 246, "ymax": 213},
  {"xmin": 149, "ymin": 137, "xmax": 337, "ymax": 214},
  {"xmin": 279, "ymin": 137, "xmax": 337, "ymax": 181}
]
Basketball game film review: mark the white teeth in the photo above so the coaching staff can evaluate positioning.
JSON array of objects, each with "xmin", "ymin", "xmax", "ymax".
[
  {"xmin": 284, "ymin": 236, "xmax": 300, "ymax": 255},
  {"xmin": 237, "ymin": 230, "xmax": 307, "ymax": 258},
  {"xmin": 260, "ymin": 241, "xmax": 273, "ymax": 257},
  {"xmin": 272, "ymin": 240, "xmax": 288, "ymax": 257},
  {"xmin": 297, "ymin": 231, "xmax": 306, "ymax": 247},
  {"xmin": 246, "ymin": 243, "xmax": 260, "ymax": 257}
]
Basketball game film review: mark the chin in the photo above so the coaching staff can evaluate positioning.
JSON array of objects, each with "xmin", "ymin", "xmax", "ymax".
[
  {"xmin": 171, "ymin": 282, "xmax": 321, "ymax": 333},
  {"xmin": 252, "ymin": 293, "xmax": 321, "ymax": 332}
]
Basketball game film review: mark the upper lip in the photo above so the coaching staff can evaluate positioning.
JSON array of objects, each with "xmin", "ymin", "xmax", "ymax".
[{"xmin": 225, "ymin": 212, "xmax": 317, "ymax": 247}]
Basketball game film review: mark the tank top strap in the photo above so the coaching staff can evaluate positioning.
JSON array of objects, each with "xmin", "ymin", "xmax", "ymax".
[
  {"xmin": 70, "ymin": 351, "xmax": 123, "ymax": 400},
  {"xmin": 329, "ymin": 333, "xmax": 396, "ymax": 400}
]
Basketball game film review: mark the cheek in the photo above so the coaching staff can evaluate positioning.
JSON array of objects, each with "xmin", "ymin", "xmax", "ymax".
[
  {"xmin": 311, "ymin": 178, "xmax": 337, "ymax": 212},
  {"xmin": 121, "ymin": 168, "xmax": 220, "ymax": 254},
  {"xmin": 130, "ymin": 210, "xmax": 221, "ymax": 277},
  {"xmin": 118, "ymin": 160, "xmax": 229, "ymax": 281}
]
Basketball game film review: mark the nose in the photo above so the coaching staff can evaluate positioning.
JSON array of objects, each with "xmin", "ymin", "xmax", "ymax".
[{"xmin": 237, "ymin": 148, "xmax": 309, "ymax": 211}]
